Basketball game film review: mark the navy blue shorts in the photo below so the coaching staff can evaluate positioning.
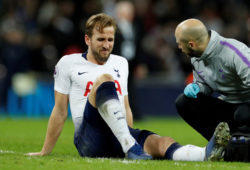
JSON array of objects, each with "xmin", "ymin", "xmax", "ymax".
[{"xmin": 74, "ymin": 100, "xmax": 154, "ymax": 158}]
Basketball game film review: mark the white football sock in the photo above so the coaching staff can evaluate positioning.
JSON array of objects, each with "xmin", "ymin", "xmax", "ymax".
[
  {"xmin": 97, "ymin": 99, "xmax": 135, "ymax": 153},
  {"xmin": 172, "ymin": 145, "xmax": 205, "ymax": 161}
]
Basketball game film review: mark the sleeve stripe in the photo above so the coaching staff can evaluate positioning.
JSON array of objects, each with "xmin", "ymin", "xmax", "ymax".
[{"xmin": 220, "ymin": 41, "xmax": 250, "ymax": 67}]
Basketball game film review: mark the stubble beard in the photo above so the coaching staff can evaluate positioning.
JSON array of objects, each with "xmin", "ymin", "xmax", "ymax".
[
  {"xmin": 92, "ymin": 48, "xmax": 111, "ymax": 64},
  {"xmin": 186, "ymin": 47, "xmax": 202, "ymax": 58}
]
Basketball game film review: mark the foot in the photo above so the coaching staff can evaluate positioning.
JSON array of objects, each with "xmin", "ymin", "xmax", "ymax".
[
  {"xmin": 126, "ymin": 143, "xmax": 152, "ymax": 160},
  {"xmin": 205, "ymin": 122, "xmax": 231, "ymax": 161}
]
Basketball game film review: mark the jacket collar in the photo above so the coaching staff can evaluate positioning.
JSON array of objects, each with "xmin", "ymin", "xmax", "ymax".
[{"xmin": 199, "ymin": 30, "xmax": 220, "ymax": 61}]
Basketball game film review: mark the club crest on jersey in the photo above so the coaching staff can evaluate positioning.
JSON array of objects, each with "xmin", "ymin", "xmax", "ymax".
[
  {"xmin": 219, "ymin": 68, "xmax": 225, "ymax": 79},
  {"xmin": 114, "ymin": 68, "xmax": 120, "ymax": 78}
]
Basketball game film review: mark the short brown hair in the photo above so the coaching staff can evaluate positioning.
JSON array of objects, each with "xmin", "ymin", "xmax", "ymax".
[{"xmin": 85, "ymin": 13, "xmax": 117, "ymax": 37}]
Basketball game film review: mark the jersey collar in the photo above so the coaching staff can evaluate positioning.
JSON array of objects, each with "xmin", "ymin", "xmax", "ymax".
[{"xmin": 82, "ymin": 52, "xmax": 87, "ymax": 60}]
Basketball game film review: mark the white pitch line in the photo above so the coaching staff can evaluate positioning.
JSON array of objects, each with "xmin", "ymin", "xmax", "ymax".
[{"xmin": 0, "ymin": 150, "xmax": 16, "ymax": 154}]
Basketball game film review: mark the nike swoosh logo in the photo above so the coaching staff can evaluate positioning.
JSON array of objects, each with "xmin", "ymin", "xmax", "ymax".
[
  {"xmin": 78, "ymin": 72, "xmax": 87, "ymax": 75},
  {"xmin": 114, "ymin": 111, "xmax": 121, "ymax": 115}
]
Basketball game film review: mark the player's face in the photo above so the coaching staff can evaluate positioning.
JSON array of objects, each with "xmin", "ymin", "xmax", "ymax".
[{"xmin": 88, "ymin": 26, "xmax": 115, "ymax": 64}]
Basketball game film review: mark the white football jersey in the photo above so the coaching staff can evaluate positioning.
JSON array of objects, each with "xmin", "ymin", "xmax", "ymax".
[{"xmin": 54, "ymin": 53, "xmax": 129, "ymax": 128}]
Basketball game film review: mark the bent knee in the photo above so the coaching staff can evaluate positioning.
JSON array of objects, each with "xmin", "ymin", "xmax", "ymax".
[
  {"xmin": 175, "ymin": 93, "xmax": 198, "ymax": 109},
  {"xmin": 88, "ymin": 74, "xmax": 115, "ymax": 106},
  {"xmin": 92, "ymin": 74, "xmax": 114, "ymax": 91},
  {"xmin": 175, "ymin": 93, "xmax": 187, "ymax": 108},
  {"xmin": 93, "ymin": 74, "xmax": 114, "ymax": 87},
  {"xmin": 94, "ymin": 74, "xmax": 114, "ymax": 86},
  {"xmin": 234, "ymin": 104, "xmax": 250, "ymax": 125}
]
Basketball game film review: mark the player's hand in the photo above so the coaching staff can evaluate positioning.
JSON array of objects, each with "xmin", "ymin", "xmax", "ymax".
[
  {"xmin": 184, "ymin": 83, "xmax": 200, "ymax": 98},
  {"xmin": 25, "ymin": 151, "xmax": 48, "ymax": 156}
]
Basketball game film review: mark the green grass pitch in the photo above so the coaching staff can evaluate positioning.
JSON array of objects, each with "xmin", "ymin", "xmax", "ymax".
[{"xmin": 0, "ymin": 116, "xmax": 250, "ymax": 170}]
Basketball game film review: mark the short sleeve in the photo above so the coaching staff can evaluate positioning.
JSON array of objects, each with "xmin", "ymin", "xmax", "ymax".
[
  {"xmin": 122, "ymin": 58, "xmax": 129, "ymax": 96},
  {"xmin": 54, "ymin": 56, "xmax": 71, "ymax": 94}
]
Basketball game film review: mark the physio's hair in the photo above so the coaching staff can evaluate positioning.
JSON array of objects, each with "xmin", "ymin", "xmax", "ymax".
[{"xmin": 85, "ymin": 13, "xmax": 117, "ymax": 37}]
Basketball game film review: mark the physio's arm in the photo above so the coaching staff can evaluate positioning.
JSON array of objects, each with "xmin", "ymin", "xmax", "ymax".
[
  {"xmin": 124, "ymin": 95, "xmax": 133, "ymax": 127},
  {"xmin": 27, "ymin": 91, "xmax": 69, "ymax": 156}
]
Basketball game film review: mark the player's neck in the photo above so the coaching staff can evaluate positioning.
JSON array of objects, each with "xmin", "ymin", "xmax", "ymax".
[{"xmin": 86, "ymin": 52, "xmax": 105, "ymax": 65}]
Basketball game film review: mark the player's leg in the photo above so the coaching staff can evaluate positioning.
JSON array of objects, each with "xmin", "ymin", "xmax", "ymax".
[
  {"xmin": 88, "ymin": 74, "xmax": 151, "ymax": 159},
  {"xmin": 143, "ymin": 122, "xmax": 230, "ymax": 161},
  {"xmin": 176, "ymin": 93, "xmax": 237, "ymax": 140},
  {"xmin": 74, "ymin": 100, "xmax": 124, "ymax": 158},
  {"xmin": 144, "ymin": 134, "xmax": 206, "ymax": 161}
]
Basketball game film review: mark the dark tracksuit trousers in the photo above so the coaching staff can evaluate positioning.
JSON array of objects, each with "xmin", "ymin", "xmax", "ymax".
[{"xmin": 176, "ymin": 93, "xmax": 250, "ymax": 140}]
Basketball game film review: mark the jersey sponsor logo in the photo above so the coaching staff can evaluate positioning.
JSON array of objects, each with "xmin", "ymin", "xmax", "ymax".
[
  {"xmin": 114, "ymin": 80, "xmax": 122, "ymax": 95},
  {"xmin": 83, "ymin": 80, "xmax": 122, "ymax": 96},
  {"xmin": 84, "ymin": 81, "xmax": 93, "ymax": 96},
  {"xmin": 78, "ymin": 72, "xmax": 88, "ymax": 75}
]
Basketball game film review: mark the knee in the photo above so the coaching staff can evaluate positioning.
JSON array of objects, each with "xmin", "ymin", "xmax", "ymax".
[
  {"xmin": 234, "ymin": 104, "xmax": 250, "ymax": 125},
  {"xmin": 92, "ymin": 74, "xmax": 114, "ymax": 92},
  {"xmin": 89, "ymin": 74, "xmax": 115, "ymax": 106},
  {"xmin": 95, "ymin": 74, "xmax": 114, "ymax": 86},
  {"xmin": 175, "ymin": 93, "xmax": 189, "ymax": 110}
]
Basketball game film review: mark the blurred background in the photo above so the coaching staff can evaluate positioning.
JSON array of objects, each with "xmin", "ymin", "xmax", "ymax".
[{"xmin": 0, "ymin": 0, "xmax": 250, "ymax": 119}]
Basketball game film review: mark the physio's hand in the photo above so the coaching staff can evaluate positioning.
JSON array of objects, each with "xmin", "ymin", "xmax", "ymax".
[{"xmin": 184, "ymin": 83, "xmax": 200, "ymax": 98}]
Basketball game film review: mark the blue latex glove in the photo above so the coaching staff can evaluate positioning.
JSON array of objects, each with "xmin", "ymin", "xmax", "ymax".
[{"xmin": 184, "ymin": 83, "xmax": 200, "ymax": 98}]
